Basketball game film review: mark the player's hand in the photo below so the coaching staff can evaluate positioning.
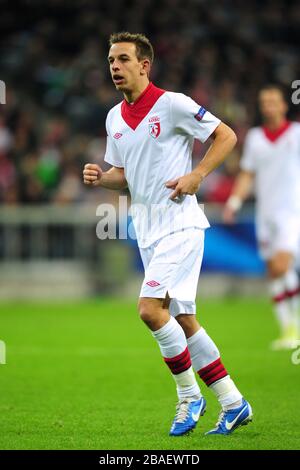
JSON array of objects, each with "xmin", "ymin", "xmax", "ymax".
[
  {"xmin": 165, "ymin": 172, "xmax": 203, "ymax": 201},
  {"xmin": 222, "ymin": 195, "xmax": 242, "ymax": 223},
  {"xmin": 83, "ymin": 163, "xmax": 103, "ymax": 186},
  {"xmin": 222, "ymin": 205, "xmax": 236, "ymax": 224}
]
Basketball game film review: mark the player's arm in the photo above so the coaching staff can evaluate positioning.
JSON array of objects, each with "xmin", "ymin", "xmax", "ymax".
[
  {"xmin": 166, "ymin": 122, "xmax": 237, "ymax": 200},
  {"xmin": 222, "ymin": 170, "xmax": 254, "ymax": 223},
  {"xmin": 193, "ymin": 121, "xmax": 237, "ymax": 179},
  {"xmin": 83, "ymin": 164, "xmax": 127, "ymax": 190}
]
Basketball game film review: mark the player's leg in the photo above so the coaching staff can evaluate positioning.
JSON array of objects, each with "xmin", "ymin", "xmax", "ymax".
[
  {"xmin": 138, "ymin": 296, "xmax": 205, "ymax": 436},
  {"xmin": 175, "ymin": 313, "xmax": 252, "ymax": 435},
  {"xmin": 138, "ymin": 233, "xmax": 207, "ymax": 436},
  {"xmin": 165, "ymin": 227, "xmax": 251, "ymax": 435},
  {"xmin": 257, "ymin": 217, "xmax": 300, "ymax": 349},
  {"xmin": 268, "ymin": 251, "xmax": 293, "ymax": 343},
  {"xmin": 268, "ymin": 250, "xmax": 299, "ymax": 349},
  {"xmin": 138, "ymin": 297, "xmax": 200, "ymax": 400},
  {"xmin": 285, "ymin": 269, "xmax": 300, "ymax": 336},
  {"xmin": 168, "ymin": 224, "xmax": 252, "ymax": 435}
]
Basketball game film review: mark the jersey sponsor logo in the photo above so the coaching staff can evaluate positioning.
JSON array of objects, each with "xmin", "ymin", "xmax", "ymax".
[
  {"xmin": 149, "ymin": 122, "xmax": 161, "ymax": 139},
  {"xmin": 146, "ymin": 280, "xmax": 161, "ymax": 287},
  {"xmin": 194, "ymin": 106, "xmax": 206, "ymax": 121},
  {"xmin": 113, "ymin": 132, "xmax": 123, "ymax": 139}
]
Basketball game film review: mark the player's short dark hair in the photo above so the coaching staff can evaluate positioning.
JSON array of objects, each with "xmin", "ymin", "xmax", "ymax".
[
  {"xmin": 109, "ymin": 32, "xmax": 154, "ymax": 64},
  {"xmin": 259, "ymin": 84, "xmax": 288, "ymax": 102}
]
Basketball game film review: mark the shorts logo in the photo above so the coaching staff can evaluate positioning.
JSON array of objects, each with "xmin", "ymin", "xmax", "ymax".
[
  {"xmin": 113, "ymin": 132, "xmax": 122, "ymax": 139},
  {"xmin": 146, "ymin": 280, "xmax": 161, "ymax": 287},
  {"xmin": 194, "ymin": 106, "xmax": 206, "ymax": 121},
  {"xmin": 149, "ymin": 116, "xmax": 161, "ymax": 139}
]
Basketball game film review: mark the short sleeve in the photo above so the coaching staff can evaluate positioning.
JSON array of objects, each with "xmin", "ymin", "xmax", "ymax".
[
  {"xmin": 240, "ymin": 131, "xmax": 256, "ymax": 172},
  {"xmin": 171, "ymin": 93, "xmax": 221, "ymax": 143},
  {"xmin": 104, "ymin": 115, "xmax": 123, "ymax": 168}
]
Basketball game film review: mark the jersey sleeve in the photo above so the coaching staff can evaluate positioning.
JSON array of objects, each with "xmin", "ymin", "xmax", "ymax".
[
  {"xmin": 170, "ymin": 93, "xmax": 221, "ymax": 143},
  {"xmin": 104, "ymin": 114, "xmax": 124, "ymax": 168},
  {"xmin": 240, "ymin": 130, "xmax": 256, "ymax": 172}
]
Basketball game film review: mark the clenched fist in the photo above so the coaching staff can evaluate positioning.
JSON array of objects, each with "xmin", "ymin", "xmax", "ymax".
[{"xmin": 83, "ymin": 163, "xmax": 103, "ymax": 186}]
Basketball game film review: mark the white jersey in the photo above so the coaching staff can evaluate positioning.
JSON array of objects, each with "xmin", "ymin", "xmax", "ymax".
[
  {"xmin": 104, "ymin": 82, "xmax": 220, "ymax": 247},
  {"xmin": 240, "ymin": 121, "xmax": 300, "ymax": 223}
]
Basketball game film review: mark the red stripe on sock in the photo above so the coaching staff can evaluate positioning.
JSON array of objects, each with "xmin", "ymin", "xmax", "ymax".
[
  {"xmin": 205, "ymin": 370, "xmax": 228, "ymax": 386},
  {"xmin": 272, "ymin": 292, "xmax": 288, "ymax": 303},
  {"xmin": 171, "ymin": 359, "xmax": 192, "ymax": 375},
  {"xmin": 164, "ymin": 347, "xmax": 190, "ymax": 363},
  {"xmin": 200, "ymin": 363, "xmax": 226, "ymax": 382},
  {"xmin": 198, "ymin": 357, "xmax": 221, "ymax": 375},
  {"xmin": 163, "ymin": 346, "xmax": 191, "ymax": 375},
  {"xmin": 286, "ymin": 287, "xmax": 300, "ymax": 298},
  {"xmin": 198, "ymin": 358, "xmax": 228, "ymax": 386}
]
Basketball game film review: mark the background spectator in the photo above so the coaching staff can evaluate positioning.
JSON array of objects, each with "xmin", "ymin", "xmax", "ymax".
[{"xmin": 1, "ymin": 0, "xmax": 299, "ymax": 205}]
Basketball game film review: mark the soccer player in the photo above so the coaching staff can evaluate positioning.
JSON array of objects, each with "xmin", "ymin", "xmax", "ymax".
[
  {"xmin": 83, "ymin": 32, "xmax": 252, "ymax": 436},
  {"xmin": 223, "ymin": 85, "xmax": 300, "ymax": 350}
]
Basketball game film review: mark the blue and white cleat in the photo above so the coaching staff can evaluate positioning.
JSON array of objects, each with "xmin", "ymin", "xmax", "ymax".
[
  {"xmin": 205, "ymin": 398, "xmax": 252, "ymax": 435},
  {"xmin": 169, "ymin": 396, "xmax": 206, "ymax": 436}
]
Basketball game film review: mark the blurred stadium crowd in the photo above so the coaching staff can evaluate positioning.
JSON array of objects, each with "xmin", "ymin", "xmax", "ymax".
[{"xmin": 1, "ymin": 0, "xmax": 299, "ymax": 206}]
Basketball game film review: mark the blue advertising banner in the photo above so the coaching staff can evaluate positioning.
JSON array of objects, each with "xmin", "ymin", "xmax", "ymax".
[
  {"xmin": 202, "ymin": 222, "xmax": 265, "ymax": 275},
  {"xmin": 126, "ymin": 218, "xmax": 265, "ymax": 276}
]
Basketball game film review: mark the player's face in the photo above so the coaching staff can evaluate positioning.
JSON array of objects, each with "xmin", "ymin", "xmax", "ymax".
[
  {"xmin": 259, "ymin": 89, "xmax": 288, "ymax": 121},
  {"xmin": 108, "ymin": 42, "xmax": 149, "ymax": 93}
]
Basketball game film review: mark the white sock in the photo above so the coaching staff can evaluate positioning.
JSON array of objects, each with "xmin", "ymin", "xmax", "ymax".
[
  {"xmin": 270, "ymin": 276, "xmax": 291, "ymax": 335},
  {"xmin": 187, "ymin": 328, "xmax": 242, "ymax": 409},
  {"xmin": 152, "ymin": 317, "xmax": 201, "ymax": 400},
  {"xmin": 284, "ymin": 269, "xmax": 300, "ymax": 334},
  {"xmin": 173, "ymin": 368, "xmax": 202, "ymax": 400},
  {"xmin": 187, "ymin": 327, "xmax": 220, "ymax": 370},
  {"xmin": 209, "ymin": 377, "xmax": 243, "ymax": 409}
]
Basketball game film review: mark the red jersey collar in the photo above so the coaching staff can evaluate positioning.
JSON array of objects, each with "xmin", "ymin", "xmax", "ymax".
[
  {"xmin": 262, "ymin": 120, "xmax": 291, "ymax": 142},
  {"xmin": 121, "ymin": 82, "xmax": 165, "ymax": 130}
]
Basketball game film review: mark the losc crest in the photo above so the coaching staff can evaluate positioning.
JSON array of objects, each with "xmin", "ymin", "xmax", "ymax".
[{"xmin": 149, "ymin": 122, "xmax": 161, "ymax": 139}]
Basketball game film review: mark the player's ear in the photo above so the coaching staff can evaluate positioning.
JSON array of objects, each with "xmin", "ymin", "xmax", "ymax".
[{"xmin": 140, "ymin": 59, "xmax": 151, "ymax": 76}]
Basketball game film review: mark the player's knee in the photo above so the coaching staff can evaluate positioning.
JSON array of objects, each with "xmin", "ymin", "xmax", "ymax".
[
  {"xmin": 138, "ymin": 298, "xmax": 157, "ymax": 325},
  {"xmin": 176, "ymin": 314, "xmax": 200, "ymax": 337},
  {"xmin": 176, "ymin": 314, "xmax": 192, "ymax": 329}
]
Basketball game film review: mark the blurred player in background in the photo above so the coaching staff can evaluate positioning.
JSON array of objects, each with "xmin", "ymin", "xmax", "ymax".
[
  {"xmin": 223, "ymin": 85, "xmax": 300, "ymax": 350},
  {"xmin": 83, "ymin": 32, "xmax": 252, "ymax": 436}
]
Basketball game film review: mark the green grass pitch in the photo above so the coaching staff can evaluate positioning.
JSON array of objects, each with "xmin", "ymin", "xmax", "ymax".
[{"xmin": 0, "ymin": 298, "xmax": 300, "ymax": 450}]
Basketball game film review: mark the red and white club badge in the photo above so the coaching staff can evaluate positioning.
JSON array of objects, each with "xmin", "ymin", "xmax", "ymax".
[{"xmin": 149, "ymin": 122, "xmax": 161, "ymax": 139}]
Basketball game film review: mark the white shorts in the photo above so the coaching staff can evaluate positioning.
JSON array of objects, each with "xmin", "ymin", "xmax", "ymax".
[
  {"xmin": 139, "ymin": 228, "xmax": 205, "ymax": 317},
  {"xmin": 257, "ymin": 214, "xmax": 300, "ymax": 260}
]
